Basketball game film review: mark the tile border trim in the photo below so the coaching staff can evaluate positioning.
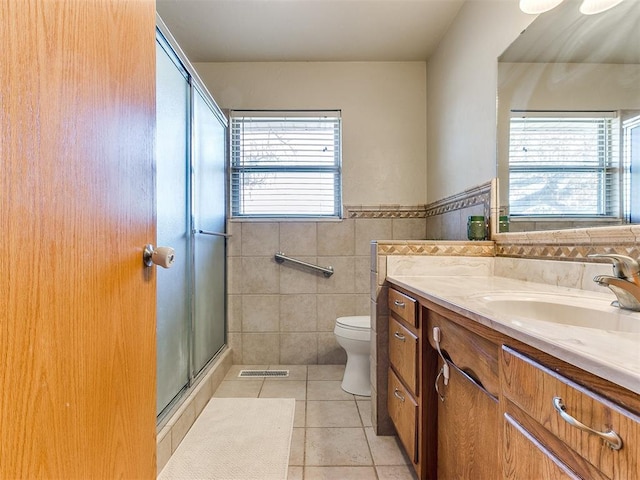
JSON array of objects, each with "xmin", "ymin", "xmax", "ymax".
[
  {"xmin": 425, "ymin": 182, "xmax": 491, "ymax": 217},
  {"xmin": 345, "ymin": 204, "xmax": 427, "ymax": 219},
  {"xmin": 496, "ymin": 243, "xmax": 640, "ymax": 261},
  {"xmin": 494, "ymin": 225, "xmax": 640, "ymax": 260},
  {"xmin": 376, "ymin": 241, "xmax": 495, "ymax": 257},
  {"xmin": 344, "ymin": 181, "xmax": 492, "ymax": 220}
]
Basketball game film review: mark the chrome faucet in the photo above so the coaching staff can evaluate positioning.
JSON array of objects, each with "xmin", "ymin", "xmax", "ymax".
[{"xmin": 590, "ymin": 254, "xmax": 640, "ymax": 311}]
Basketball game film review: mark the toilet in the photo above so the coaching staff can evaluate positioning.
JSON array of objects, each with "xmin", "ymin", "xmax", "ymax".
[{"xmin": 334, "ymin": 315, "xmax": 371, "ymax": 396}]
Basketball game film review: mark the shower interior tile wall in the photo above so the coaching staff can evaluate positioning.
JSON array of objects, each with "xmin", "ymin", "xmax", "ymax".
[{"xmin": 227, "ymin": 218, "xmax": 426, "ymax": 365}]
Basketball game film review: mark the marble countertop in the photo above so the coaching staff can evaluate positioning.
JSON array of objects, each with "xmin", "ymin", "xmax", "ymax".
[{"xmin": 386, "ymin": 274, "xmax": 640, "ymax": 395}]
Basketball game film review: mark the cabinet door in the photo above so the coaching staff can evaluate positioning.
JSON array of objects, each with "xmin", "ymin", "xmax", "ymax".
[
  {"xmin": 437, "ymin": 361, "xmax": 501, "ymax": 479},
  {"xmin": 1, "ymin": 0, "xmax": 156, "ymax": 477}
]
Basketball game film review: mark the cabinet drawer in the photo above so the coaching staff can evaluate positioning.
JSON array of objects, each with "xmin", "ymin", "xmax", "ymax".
[
  {"xmin": 503, "ymin": 413, "xmax": 579, "ymax": 480},
  {"xmin": 388, "ymin": 368, "xmax": 418, "ymax": 463},
  {"xmin": 389, "ymin": 316, "xmax": 418, "ymax": 394},
  {"xmin": 388, "ymin": 288, "xmax": 417, "ymax": 327},
  {"xmin": 426, "ymin": 310, "xmax": 500, "ymax": 398},
  {"xmin": 501, "ymin": 347, "xmax": 639, "ymax": 480}
]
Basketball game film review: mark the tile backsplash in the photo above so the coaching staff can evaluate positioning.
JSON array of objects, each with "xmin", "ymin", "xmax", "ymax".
[{"xmin": 494, "ymin": 257, "xmax": 613, "ymax": 293}]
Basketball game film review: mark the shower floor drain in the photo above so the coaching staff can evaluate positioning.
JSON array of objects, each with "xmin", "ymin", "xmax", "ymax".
[{"xmin": 238, "ymin": 369, "xmax": 289, "ymax": 378}]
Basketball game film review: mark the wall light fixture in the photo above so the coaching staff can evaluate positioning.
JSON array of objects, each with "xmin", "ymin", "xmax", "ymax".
[
  {"xmin": 579, "ymin": 0, "xmax": 625, "ymax": 14},
  {"xmin": 519, "ymin": 0, "xmax": 625, "ymax": 14}
]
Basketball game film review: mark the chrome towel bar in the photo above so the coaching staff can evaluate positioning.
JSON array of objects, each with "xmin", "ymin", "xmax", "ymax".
[{"xmin": 274, "ymin": 252, "xmax": 334, "ymax": 277}]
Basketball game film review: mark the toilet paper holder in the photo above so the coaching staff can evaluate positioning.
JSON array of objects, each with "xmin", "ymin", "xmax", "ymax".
[{"xmin": 143, "ymin": 244, "xmax": 176, "ymax": 269}]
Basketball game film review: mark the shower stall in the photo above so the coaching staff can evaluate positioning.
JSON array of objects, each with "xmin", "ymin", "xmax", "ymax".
[{"xmin": 155, "ymin": 22, "xmax": 227, "ymax": 420}]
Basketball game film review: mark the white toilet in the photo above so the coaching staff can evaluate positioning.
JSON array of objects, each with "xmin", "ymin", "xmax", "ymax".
[{"xmin": 334, "ymin": 316, "xmax": 371, "ymax": 396}]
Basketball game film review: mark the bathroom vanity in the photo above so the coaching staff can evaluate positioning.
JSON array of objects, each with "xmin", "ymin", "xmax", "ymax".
[{"xmin": 385, "ymin": 276, "xmax": 640, "ymax": 480}]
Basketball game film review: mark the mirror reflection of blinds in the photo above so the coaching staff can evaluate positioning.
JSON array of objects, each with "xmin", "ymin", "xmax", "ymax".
[
  {"xmin": 230, "ymin": 111, "xmax": 342, "ymax": 218},
  {"xmin": 508, "ymin": 112, "xmax": 620, "ymax": 217}
]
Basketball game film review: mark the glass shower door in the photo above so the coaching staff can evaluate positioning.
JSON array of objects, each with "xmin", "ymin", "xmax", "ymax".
[
  {"xmin": 155, "ymin": 39, "xmax": 191, "ymax": 416},
  {"xmin": 192, "ymin": 87, "xmax": 227, "ymax": 373}
]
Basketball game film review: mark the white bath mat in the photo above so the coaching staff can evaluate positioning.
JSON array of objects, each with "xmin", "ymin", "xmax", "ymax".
[{"xmin": 158, "ymin": 397, "xmax": 295, "ymax": 480}]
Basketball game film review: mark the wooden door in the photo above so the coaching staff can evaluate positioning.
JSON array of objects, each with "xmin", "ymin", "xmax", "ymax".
[{"xmin": 1, "ymin": 0, "xmax": 157, "ymax": 477}]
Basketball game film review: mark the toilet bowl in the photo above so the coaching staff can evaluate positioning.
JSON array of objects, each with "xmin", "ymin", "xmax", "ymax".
[{"xmin": 334, "ymin": 315, "xmax": 371, "ymax": 396}]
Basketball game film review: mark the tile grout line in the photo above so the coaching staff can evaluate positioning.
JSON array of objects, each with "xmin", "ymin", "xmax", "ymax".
[
  {"xmin": 355, "ymin": 389, "xmax": 380, "ymax": 478},
  {"xmin": 301, "ymin": 370, "xmax": 308, "ymax": 480}
]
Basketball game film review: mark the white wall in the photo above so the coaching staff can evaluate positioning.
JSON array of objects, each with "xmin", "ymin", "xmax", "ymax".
[
  {"xmin": 193, "ymin": 61, "xmax": 427, "ymax": 206},
  {"xmin": 426, "ymin": 1, "xmax": 533, "ymax": 203}
]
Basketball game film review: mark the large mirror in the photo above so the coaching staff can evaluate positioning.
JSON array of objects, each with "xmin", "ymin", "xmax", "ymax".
[{"xmin": 497, "ymin": 0, "xmax": 640, "ymax": 232}]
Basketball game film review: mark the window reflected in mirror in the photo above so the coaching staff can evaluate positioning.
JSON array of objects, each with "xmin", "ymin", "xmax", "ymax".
[{"xmin": 508, "ymin": 111, "xmax": 623, "ymax": 218}]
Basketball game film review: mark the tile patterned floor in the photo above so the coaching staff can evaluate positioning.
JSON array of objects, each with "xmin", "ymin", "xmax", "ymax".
[{"xmin": 214, "ymin": 365, "xmax": 418, "ymax": 480}]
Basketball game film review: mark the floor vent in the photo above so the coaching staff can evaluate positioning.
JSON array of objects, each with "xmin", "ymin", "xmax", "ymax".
[{"xmin": 238, "ymin": 369, "xmax": 289, "ymax": 378}]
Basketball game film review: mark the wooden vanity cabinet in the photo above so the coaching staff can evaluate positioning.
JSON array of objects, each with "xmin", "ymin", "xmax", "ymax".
[
  {"xmin": 385, "ymin": 284, "xmax": 640, "ymax": 480},
  {"xmin": 424, "ymin": 302, "xmax": 639, "ymax": 480},
  {"xmin": 387, "ymin": 287, "xmax": 437, "ymax": 479}
]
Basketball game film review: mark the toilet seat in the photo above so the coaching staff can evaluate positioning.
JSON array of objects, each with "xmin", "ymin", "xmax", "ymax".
[
  {"xmin": 335, "ymin": 316, "xmax": 370, "ymax": 330},
  {"xmin": 334, "ymin": 316, "xmax": 371, "ymax": 342}
]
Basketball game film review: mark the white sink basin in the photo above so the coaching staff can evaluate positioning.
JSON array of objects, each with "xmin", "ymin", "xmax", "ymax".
[{"xmin": 474, "ymin": 292, "xmax": 640, "ymax": 334}]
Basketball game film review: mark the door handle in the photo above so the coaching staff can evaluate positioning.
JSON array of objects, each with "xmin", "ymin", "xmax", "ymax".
[{"xmin": 143, "ymin": 244, "xmax": 175, "ymax": 268}]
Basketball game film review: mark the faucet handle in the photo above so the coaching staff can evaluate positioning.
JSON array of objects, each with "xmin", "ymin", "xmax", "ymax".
[{"xmin": 588, "ymin": 254, "xmax": 640, "ymax": 280}]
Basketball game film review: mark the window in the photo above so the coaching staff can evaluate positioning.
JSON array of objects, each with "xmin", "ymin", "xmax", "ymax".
[
  {"xmin": 508, "ymin": 111, "xmax": 621, "ymax": 217},
  {"xmin": 230, "ymin": 110, "xmax": 342, "ymax": 218}
]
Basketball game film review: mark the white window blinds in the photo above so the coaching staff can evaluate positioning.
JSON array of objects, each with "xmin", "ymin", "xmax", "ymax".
[
  {"xmin": 508, "ymin": 112, "xmax": 620, "ymax": 217},
  {"xmin": 230, "ymin": 111, "xmax": 342, "ymax": 218}
]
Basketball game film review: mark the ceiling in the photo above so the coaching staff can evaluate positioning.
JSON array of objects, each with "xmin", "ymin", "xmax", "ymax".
[
  {"xmin": 156, "ymin": 0, "xmax": 466, "ymax": 63},
  {"xmin": 499, "ymin": 0, "xmax": 640, "ymax": 64}
]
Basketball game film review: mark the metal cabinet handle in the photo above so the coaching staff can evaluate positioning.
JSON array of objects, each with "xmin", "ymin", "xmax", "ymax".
[
  {"xmin": 393, "ymin": 331, "xmax": 406, "ymax": 342},
  {"xmin": 435, "ymin": 366, "xmax": 446, "ymax": 402},
  {"xmin": 552, "ymin": 397, "xmax": 623, "ymax": 450},
  {"xmin": 393, "ymin": 388, "xmax": 405, "ymax": 402},
  {"xmin": 394, "ymin": 300, "xmax": 405, "ymax": 308}
]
